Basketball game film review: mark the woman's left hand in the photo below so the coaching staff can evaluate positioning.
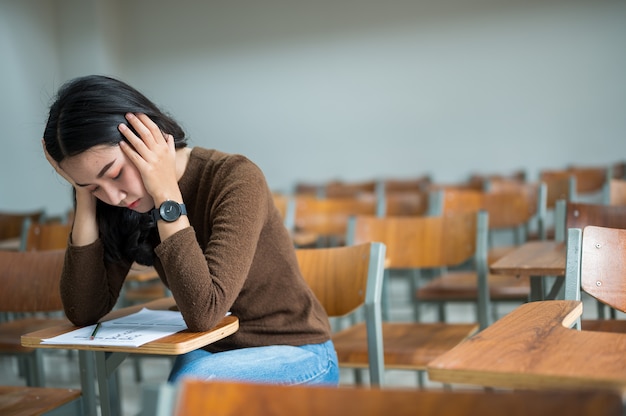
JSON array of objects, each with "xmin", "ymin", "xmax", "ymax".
[{"xmin": 118, "ymin": 113, "xmax": 181, "ymax": 205}]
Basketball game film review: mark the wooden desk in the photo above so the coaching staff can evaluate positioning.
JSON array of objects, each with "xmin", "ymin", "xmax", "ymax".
[
  {"xmin": 489, "ymin": 240, "xmax": 566, "ymax": 301},
  {"xmin": 143, "ymin": 379, "xmax": 623, "ymax": 416},
  {"xmin": 428, "ymin": 300, "xmax": 626, "ymax": 394},
  {"xmin": 21, "ymin": 297, "xmax": 239, "ymax": 416}
]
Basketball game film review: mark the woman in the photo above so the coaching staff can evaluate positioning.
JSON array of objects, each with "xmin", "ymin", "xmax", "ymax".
[{"xmin": 42, "ymin": 75, "xmax": 339, "ymax": 385}]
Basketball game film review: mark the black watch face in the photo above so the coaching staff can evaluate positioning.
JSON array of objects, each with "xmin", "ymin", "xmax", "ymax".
[{"xmin": 160, "ymin": 201, "xmax": 181, "ymax": 222}]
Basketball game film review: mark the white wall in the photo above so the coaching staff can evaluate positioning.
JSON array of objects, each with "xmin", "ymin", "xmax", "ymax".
[{"xmin": 1, "ymin": 0, "xmax": 625, "ymax": 216}]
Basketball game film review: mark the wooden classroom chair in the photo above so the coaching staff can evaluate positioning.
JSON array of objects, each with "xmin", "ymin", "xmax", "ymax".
[
  {"xmin": 379, "ymin": 176, "xmax": 431, "ymax": 217},
  {"xmin": 291, "ymin": 194, "xmax": 381, "ymax": 247},
  {"xmin": 325, "ymin": 179, "xmax": 380, "ymax": 199},
  {"xmin": 0, "ymin": 210, "xmax": 45, "ymax": 250},
  {"xmin": 539, "ymin": 165, "xmax": 612, "ymax": 202},
  {"xmin": 419, "ymin": 187, "xmax": 538, "ymax": 325},
  {"xmin": 343, "ymin": 215, "xmax": 482, "ymax": 377},
  {"xmin": 0, "ymin": 250, "xmax": 71, "ymax": 387},
  {"xmin": 564, "ymin": 225, "xmax": 626, "ymax": 333},
  {"xmin": 347, "ymin": 211, "xmax": 492, "ymax": 328},
  {"xmin": 0, "ymin": 385, "xmax": 82, "ymax": 416},
  {"xmin": 466, "ymin": 169, "xmax": 527, "ymax": 191},
  {"xmin": 21, "ymin": 221, "xmax": 72, "ymax": 252},
  {"xmin": 430, "ymin": 183, "xmax": 542, "ymax": 260},
  {"xmin": 295, "ymin": 242, "xmax": 386, "ymax": 385},
  {"xmin": 143, "ymin": 379, "xmax": 623, "ymax": 416},
  {"xmin": 603, "ymin": 178, "xmax": 626, "ymax": 206},
  {"xmin": 555, "ymin": 200, "xmax": 626, "ymax": 323},
  {"xmin": 534, "ymin": 174, "xmax": 575, "ymax": 240}
]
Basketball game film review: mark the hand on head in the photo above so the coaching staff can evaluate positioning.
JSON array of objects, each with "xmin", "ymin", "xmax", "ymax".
[{"xmin": 118, "ymin": 113, "xmax": 180, "ymax": 204}]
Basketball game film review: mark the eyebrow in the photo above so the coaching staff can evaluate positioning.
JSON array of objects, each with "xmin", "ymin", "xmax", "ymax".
[{"xmin": 75, "ymin": 159, "xmax": 117, "ymax": 187}]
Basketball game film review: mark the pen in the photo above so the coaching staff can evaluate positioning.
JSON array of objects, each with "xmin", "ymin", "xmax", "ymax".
[{"xmin": 89, "ymin": 323, "xmax": 101, "ymax": 340}]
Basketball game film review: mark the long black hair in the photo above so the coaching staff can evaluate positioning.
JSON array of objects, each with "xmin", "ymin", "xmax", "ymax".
[{"xmin": 43, "ymin": 75, "xmax": 188, "ymax": 266}]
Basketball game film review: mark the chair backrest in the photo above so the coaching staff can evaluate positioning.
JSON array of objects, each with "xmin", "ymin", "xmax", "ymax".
[
  {"xmin": 0, "ymin": 210, "xmax": 45, "ymax": 241},
  {"xmin": 295, "ymin": 242, "xmax": 385, "ymax": 318},
  {"xmin": 295, "ymin": 242, "xmax": 386, "ymax": 384},
  {"xmin": 348, "ymin": 212, "xmax": 487, "ymax": 270},
  {"xmin": 0, "ymin": 249, "xmax": 66, "ymax": 313},
  {"xmin": 346, "ymin": 212, "xmax": 490, "ymax": 328},
  {"xmin": 539, "ymin": 172, "xmax": 576, "ymax": 208},
  {"xmin": 325, "ymin": 179, "xmax": 379, "ymax": 199},
  {"xmin": 566, "ymin": 165, "xmax": 610, "ymax": 195},
  {"xmin": 293, "ymin": 195, "xmax": 381, "ymax": 240},
  {"xmin": 382, "ymin": 175, "xmax": 431, "ymax": 193},
  {"xmin": 428, "ymin": 185, "xmax": 538, "ymax": 231},
  {"xmin": 22, "ymin": 221, "xmax": 72, "ymax": 251},
  {"xmin": 383, "ymin": 190, "xmax": 429, "ymax": 217},
  {"xmin": 565, "ymin": 226, "xmax": 626, "ymax": 314},
  {"xmin": 554, "ymin": 200, "xmax": 626, "ymax": 242},
  {"xmin": 467, "ymin": 170, "xmax": 527, "ymax": 191},
  {"xmin": 604, "ymin": 179, "xmax": 626, "ymax": 206}
]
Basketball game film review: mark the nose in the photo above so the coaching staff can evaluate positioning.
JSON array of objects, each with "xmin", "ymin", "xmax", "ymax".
[{"xmin": 101, "ymin": 185, "xmax": 127, "ymax": 207}]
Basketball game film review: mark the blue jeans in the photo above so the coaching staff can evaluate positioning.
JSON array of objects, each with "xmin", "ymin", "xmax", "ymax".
[{"xmin": 168, "ymin": 340, "xmax": 339, "ymax": 386}]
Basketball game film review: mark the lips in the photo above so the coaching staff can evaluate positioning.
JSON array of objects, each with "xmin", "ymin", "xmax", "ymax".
[{"xmin": 127, "ymin": 200, "xmax": 140, "ymax": 210}]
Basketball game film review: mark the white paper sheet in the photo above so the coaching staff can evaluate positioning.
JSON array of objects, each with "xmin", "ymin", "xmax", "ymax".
[{"xmin": 41, "ymin": 308, "xmax": 188, "ymax": 348}]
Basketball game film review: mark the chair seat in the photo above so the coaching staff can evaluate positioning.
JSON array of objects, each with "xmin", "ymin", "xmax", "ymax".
[
  {"xmin": 332, "ymin": 322, "xmax": 478, "ymax": 370},
  {"xmin": 0, "ymin": 317, "xmax": 69, "ymax": 353},
  {"xmin": 581, "ymin": 319, "xmax": 626, "ymax": 333},
  {"xmin": 0, "ymin": 385, "xmax": 81, "ymax": 416},
  {"xmin": 416, "ymin": 272, "xmax": 530, "ymax": 301}
]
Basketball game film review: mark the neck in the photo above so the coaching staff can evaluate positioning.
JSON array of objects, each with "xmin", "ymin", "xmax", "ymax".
[{"xmin": 175, "ymin": 147, "xmax": 193, "ymax": 181}]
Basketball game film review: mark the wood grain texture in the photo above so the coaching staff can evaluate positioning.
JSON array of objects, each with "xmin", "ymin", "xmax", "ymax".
[
  {"xmin": 428, "ymin": 300, "xmax": 626, "ymax": 392},
  {"xmin": 489, "ymin": 240, "xmax": 566, "ymax": 277},
  {"xmin": 0, "ymin": 386, "xmax": 81, "ymax": 416},
  {"xmin": 173, "ymin": 380, "xmax": 623, "ymax": 416}
]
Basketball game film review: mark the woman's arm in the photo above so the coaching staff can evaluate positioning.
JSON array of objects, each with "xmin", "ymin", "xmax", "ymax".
[
  {"xmin": 60, "ymin": 240, "xmax": 132, "ymax": 326},
  {"xmin": 156, "ymin": 156, "xmax": 270, "ymax": 331}
]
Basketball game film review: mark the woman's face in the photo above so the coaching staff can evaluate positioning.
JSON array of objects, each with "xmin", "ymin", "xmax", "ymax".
[{"xmin": 60, "ymin": 144, "xmax": 154, "ymax": 213}]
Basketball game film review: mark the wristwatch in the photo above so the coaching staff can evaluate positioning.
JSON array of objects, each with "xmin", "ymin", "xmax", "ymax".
[{"xmin": 151, "ymin": 200, "xmax": 187, "ymax": 223}]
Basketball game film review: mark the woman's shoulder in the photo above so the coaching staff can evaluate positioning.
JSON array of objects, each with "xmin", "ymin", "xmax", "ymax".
[{"xmin": 189, "ymin": 147, "xmax": 262, "ymax": 176}]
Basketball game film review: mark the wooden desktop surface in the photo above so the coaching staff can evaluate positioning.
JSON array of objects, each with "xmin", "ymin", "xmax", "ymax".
[
  {"xmin": 489, "ymin": 240, "xmax": 566, "ymax": 277},
  {"xmin": 21, "ymin": 297, "xmax": 239, "ymax": 355},
  {"xmin": 428, "ymin": 300, "xmax": 626, "ymax": 393},
  {"xmin": 170, "ymin": 379, "xmax": 623, "ymax": 416}
]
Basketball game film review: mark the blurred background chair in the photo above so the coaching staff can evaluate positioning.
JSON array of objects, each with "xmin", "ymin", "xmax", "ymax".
[
  {"xmin": 0, "ymin": 249, "xmax": 69, "ymax": 387},
  {"xmin": 297, "ymin": 241, "xmax": 478, "ymax": 387},
  {"xmin": 0, "ymin": 210, "xmax": 46, "ymax": 251},
  {"xmin": 420, "ymin": 186, "xmax": 538, "ymax": 324},
  {"xmin": 291, "ymin": 194, "xmax": 381, "ymax": 247}
]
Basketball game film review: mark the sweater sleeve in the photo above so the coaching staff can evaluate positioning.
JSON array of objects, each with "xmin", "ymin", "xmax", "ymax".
[
  {"xmin": 154, "ymin": 155, "xmax": 269, "ymax": 332},
  {"xmin": 60, "ymin": 238, "xmax": 131, "ymax": 326}
]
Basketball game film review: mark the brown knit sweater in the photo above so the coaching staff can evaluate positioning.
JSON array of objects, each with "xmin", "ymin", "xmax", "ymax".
[{"xmin": 60, "ymin": 148, "xmax": 331, "ymax": 352}]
